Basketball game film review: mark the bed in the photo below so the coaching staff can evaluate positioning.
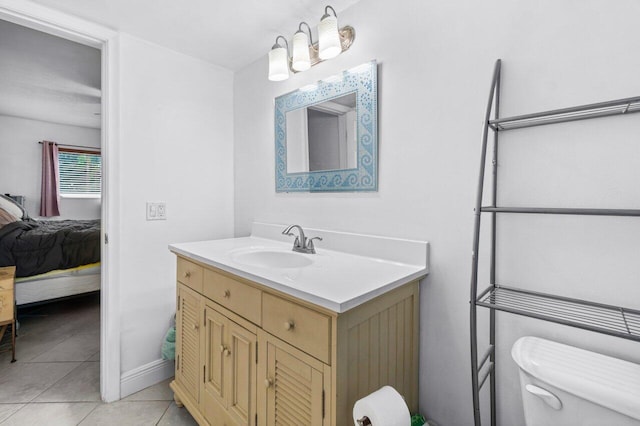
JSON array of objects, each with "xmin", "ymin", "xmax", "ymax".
[
  {"xmin": 14, "ymin": 262, "xmax": 101, "ymax": 305},
  {"xmin": 0, "ymin": 195, "xmax": 101, "ymax": 306}
]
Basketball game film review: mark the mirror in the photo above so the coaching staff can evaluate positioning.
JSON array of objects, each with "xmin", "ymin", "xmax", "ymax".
[
  {"xmin": 275, "ymin": 60, "xmax": 378, "ymax": 192},
  {"xmin": 286, "ymin": 92, "xmax": 357, "ymax": 173}
]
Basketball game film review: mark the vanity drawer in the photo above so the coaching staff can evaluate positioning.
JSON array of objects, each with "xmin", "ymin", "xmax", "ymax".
[
  {"xmin": 262, "ymin": 293, "xmax": 331, "ymax": 364},
  {"xmin": 176, "ymin": 258, "xmax": 203, "ymax": 293},
  {"xmin": 203, "ymin": 269, "xmax": 262, "ymax": 325}
]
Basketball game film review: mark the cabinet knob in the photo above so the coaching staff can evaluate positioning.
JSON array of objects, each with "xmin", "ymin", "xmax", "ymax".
[
  {"xmin": 192, "ymin": 324, "xmax": 199, "ymax": 331},
  {"xmin": 223, "ymin": 289, "xmax": 230, "ymax": 298},
  {"xmin": 219, "ymin": 345, "xmax": 230, "ymax": 356},
  {"xmin": 264, "ymin": 378, "xmax": 273, "ymax": 388},
  {"xmin": 284, "ymin": 321, "xmax": 295, "ymax": 331},
  {"xmin": 184, "ymin": 271, "xmax": 192, "ymax": 278}
]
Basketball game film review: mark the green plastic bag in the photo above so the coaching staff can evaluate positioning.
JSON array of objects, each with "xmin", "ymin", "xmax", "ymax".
[{"xmin": 161, "ymin": 326, "xmax": 176, "ymax": 360}]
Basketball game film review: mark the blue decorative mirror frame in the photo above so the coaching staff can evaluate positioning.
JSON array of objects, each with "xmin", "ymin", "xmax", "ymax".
[{"xmin": 275, "ymin": 60, "xmax": 378, "ymax": 192}]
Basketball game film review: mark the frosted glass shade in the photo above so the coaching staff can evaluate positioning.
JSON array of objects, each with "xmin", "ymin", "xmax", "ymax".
[
  {"xmin": 292, "ymin": 31, "xmax": 311, "ymax": 72},
  {"xmin": 318, "ymin": 15, "xmax": 341, "ymax": 60},
  {"xmin": 268, "ymin": 46, "xmax": 289, "ymax": 81}
]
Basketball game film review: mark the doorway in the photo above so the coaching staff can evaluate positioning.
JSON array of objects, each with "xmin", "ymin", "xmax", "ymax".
[{"xmin": 0, "ymin": 1, "xmax": 119, "ymax": 402}]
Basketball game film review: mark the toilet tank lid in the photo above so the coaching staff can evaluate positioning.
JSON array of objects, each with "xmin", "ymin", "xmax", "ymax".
[{"xmin": 511, "ymin": 336, "xmax": 640, "ymax": 421}]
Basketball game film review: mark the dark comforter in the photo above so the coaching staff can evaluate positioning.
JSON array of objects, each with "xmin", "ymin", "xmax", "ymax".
[{"xmin": 0, "ymin": 219, "xmax": 100, "ymax": 278}]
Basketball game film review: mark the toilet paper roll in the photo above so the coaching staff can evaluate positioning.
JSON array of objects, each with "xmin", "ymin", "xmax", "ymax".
[{"xmin": 352, "ymin": 386, "xmax": 411, "ymax": 426}]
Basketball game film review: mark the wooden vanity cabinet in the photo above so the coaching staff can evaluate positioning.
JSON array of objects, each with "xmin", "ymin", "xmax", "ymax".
[{"xmin": 170, "ymin": 255, "xmax": 419, "ymax": 426}]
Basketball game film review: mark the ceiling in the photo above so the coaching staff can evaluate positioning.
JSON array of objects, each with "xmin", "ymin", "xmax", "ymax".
[
  {"xmin": 0, "ymin": 1, "xmax": 361, "ymax": 129},
  {"xmin": 0, "ymin": 19, "xmax": 101, "ymax": 128},
  {"xmin": 29, "ymin": 0, "xmax": 362, "ymax": 71}
]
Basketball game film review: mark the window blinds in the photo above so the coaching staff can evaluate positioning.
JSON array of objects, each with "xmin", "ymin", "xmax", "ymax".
[{"xmin": 58, "ymin": 150, "xmax": 102, "ymax": 195}]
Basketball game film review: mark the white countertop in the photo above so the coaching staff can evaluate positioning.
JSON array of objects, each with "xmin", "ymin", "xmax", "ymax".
[{"xmin": 169, "ymin": 223, "xmax": 429, "ymax": 313}]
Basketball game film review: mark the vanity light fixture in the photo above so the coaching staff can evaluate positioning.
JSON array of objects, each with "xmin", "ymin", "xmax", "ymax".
[{"xmin": 267, "ymin": 4, "xmax": 355, "ymax": 81}]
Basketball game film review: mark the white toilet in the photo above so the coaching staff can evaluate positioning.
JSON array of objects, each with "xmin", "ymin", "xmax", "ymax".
[{"xmin": 511, "ymin": 336, "xmax": 640, "ymax": 426}]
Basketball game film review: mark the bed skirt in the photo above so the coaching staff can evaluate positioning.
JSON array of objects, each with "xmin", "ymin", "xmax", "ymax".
[{"xmin": 15, "ymin": 263, "xmax": 101, "ymax": 305}]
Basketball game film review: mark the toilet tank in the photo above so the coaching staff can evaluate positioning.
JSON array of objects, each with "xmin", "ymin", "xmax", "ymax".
[{"xmin": 511, "ymin": 336, "xmax": 640, "ymax": 426}]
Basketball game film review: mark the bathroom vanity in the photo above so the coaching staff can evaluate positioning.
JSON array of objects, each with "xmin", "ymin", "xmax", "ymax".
[{"xmin": 169, "ymin": 223, "xmax": 429, "ymax": 426}]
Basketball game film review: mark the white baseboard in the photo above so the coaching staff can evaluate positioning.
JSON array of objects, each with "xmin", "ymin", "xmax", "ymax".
[{"xmin": 120, "ymin": 358, "xmax": 175, "ymax": 398}]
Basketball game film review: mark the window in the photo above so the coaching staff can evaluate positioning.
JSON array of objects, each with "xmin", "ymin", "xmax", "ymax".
[{"xmin": 58, "ymin": 148, "xmax": 102, "ymax": 197}]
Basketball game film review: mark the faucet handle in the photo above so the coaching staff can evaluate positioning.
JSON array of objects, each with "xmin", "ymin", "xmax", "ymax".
[{"xmin": 306, "ymin": 236, "xmax": 323, "ymax": 252}]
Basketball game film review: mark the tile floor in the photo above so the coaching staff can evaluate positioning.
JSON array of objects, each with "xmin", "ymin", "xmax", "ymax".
[{"xmin": 0, "ymin": 293, "xmax": 197, "ymax": 425}]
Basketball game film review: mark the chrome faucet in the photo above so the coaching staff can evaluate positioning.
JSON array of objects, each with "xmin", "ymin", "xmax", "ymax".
[{"xmin": 282, "ymin": 224, "xmax": 322, "ymax": 254}]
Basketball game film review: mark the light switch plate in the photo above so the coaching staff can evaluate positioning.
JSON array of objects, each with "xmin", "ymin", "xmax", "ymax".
[{"xmin": 146, "ymin": 202, "xmax": 167, "ymax": 220}]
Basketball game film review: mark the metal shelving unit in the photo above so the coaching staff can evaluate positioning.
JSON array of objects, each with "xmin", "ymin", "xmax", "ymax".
[{"xmin": 469, "ymin": 59, "xmax": 640, "ymax": 426}]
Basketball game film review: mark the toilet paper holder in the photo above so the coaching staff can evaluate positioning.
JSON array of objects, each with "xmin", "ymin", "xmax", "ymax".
[{"xmin": 356, "ymin": 416, "xmax": 372, "ymax": 426}]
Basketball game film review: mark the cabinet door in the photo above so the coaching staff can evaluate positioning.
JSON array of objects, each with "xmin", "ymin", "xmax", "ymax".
[
  {"xmin": 263, "ymin": 335, "xmax": 327, "ymax": 426},
  {"xmin": 202, "ymin": 304, "xmax": 257, "ymax": 426},
  {"xmin": 227, "ymin": 321, "xmax": 257, "ymax": 426},
  {"xmin": 176, "ymin": 283, "xmax": 202, "ymax": 404},
  {"xmin": 202, "ymin": 306, "xmax": 227, "ymax": 411}
]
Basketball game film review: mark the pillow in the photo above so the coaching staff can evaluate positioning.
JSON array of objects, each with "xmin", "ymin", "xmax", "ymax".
[
  {"xmin": 0, "ymin": 194, "xmax": 27, "ymax": 220},
  {"xmin": 0, "ymin": 207, "xmax": 19, "ymax": 229}
]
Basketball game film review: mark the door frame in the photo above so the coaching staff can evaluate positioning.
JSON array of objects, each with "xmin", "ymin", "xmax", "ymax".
[{"xmin": 0, "ymin": 0, "xmax": 121, "ymax": 401}]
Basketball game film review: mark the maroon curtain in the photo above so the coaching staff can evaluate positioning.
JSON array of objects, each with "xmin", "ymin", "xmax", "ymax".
[{"xmin": 40, "ymin": 141, "xmax": 60, "ymax": 217}]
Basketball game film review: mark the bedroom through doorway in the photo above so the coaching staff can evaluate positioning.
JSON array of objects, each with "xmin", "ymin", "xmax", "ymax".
[{"xmin": 0, "ymin": 17, "xmax": 104, "ymax": 406}]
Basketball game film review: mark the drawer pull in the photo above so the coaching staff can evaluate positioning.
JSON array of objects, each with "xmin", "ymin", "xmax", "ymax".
[
  {"xmin": 184, "ymin": 271, "xmax": 192, "ymax": 278},
  {"xmin": 223, "ymin": 289, "xmax": 230, "ymax": 298},
  {"xmin": 219, "ymin": 345, "xmax": 225, "ymax": 353},
  {"xmin": 223, "ymin": 348, "xmax": 231, "ymax": 357},
  {"xmin": 284, "ymin": 320, "xmax": 295, "ymax": 331},
  {"xmin": 264, "ymin": 378, "xmax": 273, "ymax": 388}
]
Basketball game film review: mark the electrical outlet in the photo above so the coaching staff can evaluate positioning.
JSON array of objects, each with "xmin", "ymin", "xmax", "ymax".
[
  {"xmin": 156, "ymin": 203, "xmax": 166, "ymax": 219},
  {"xmin": 146, "ymin": 202, "xmax": 167, "ymax": 221}
]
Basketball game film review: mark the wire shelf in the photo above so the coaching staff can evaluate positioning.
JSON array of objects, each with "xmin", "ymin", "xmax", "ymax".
[
  {"xmin": 489, "ymin": 96, "xmax": 640, "ymax": 131},
  {"xmin": 476, "ymin": 286, "xmax": 640, "ymax": 342}
]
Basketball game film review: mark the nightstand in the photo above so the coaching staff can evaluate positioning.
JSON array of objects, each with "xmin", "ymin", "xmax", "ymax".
[{"xmin": 0, "ymin": 266, "xmax": 16, "ymax": 362}]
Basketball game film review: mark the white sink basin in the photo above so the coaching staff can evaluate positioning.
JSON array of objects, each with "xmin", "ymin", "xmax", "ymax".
[{"xmin": 231, "ymin": 249, "xmax": 313, "ymax": 269}]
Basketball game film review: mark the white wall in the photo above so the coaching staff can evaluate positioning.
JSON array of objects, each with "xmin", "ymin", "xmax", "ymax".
[
  {"xmin": 233, "ymin": 0, "xmax": 640, "ymax": 424},
  {"xmin": 0, "ymin": 115, "xmax": 101, "ymax": 219},
  {"xmin": 116, "ymin": 33, "xmax": 235, "ymax": 375}
]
